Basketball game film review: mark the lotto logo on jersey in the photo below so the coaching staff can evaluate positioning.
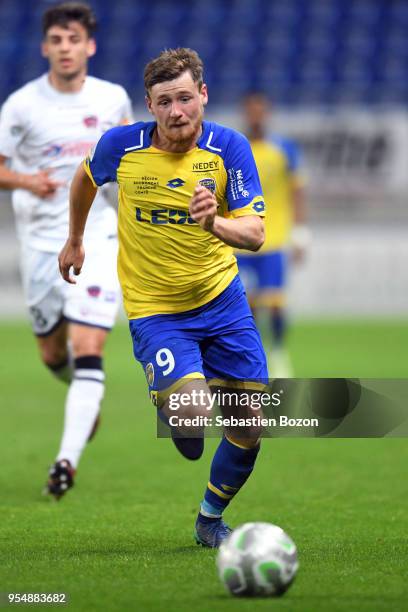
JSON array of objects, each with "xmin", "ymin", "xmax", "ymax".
[{"xmin": 167, "ymin": 178, "xmax": 185, "ymax": 189}]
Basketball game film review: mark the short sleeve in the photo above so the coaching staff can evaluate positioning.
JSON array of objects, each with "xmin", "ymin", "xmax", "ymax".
[
  {"xmin": 0, "ymin": 96, "xmax": 26, "ymax": 159},
  {"xmin": 83, "ymin": 128, "xmax": 121, "ymax": 187},
  {"xmin": 224, "ymin": 130, "xmax": 265, "ymax": 218}
]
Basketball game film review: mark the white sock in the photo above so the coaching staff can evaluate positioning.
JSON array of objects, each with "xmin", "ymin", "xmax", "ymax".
[{"xmin": 56, "ymin": 359, "xmax": 105, "ymax": 469}]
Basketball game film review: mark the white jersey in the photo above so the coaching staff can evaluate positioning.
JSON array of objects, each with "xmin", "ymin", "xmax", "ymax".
[{"xmin": 0, "ymin": 74, "xmax": 133, "ymax": 252}]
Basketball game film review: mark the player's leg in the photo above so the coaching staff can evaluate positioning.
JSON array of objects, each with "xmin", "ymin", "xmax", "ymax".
[
  {"xmin": 54, "ymin": 323, "xmax": 107, "ymax": 464},
  {"xmin": 254, "ymin": 251, "xmax": 293, "ymax": 378},
  {"xmin": 268, "ymin": 252, "xmax": 293, "ymax": 378},
  {"xmin": 159, "ymin": 378, "xmax": 214, "ymax": 460},
  {"xmin": 46, "ymin": 324, "xmax": 110, "ymax": 499},
  {"xmin": 130, "ymin": 314, "xmax": 212, "ymax": 460},
  {"xmin": 46, "ymin": 238, "xmax": 120, "ymax": 498},
  {"xmin": 195, "ymin": 385, "xmax": 263, "ymax": 547},
  {"xmin": 268, "ymin": 303, "xmax": 293, "ymax": 377},
  {"xmin": 22, "ymin": 246, "xmax": 73, "ymax": 382},
  {"xmin": 36, "ymin": 319, "xmax": 72, "ymax": 383},
  {"xmin": 195, "ymin": 276, "xmax": 268, "ymax": 547}
]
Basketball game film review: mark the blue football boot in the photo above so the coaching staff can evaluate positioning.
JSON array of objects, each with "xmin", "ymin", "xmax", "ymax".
[{"xmin": 194, "ymin": 514, "xmax": 232, "ymax": 548}]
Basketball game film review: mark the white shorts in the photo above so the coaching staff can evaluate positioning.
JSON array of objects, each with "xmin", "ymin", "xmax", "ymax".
[{"xmin": 20, "ymin": 238, "xmax": 121, "ymax": 336}]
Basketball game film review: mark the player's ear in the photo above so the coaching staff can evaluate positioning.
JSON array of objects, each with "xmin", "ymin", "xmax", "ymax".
[
  {"xmin": 41, "ymin": 41, "xmax": 49, "ymax": 59},
  {"xmin": 87, "ymin": 38, "xmax": 96, "ymax": 58},
  {"xmin": 200, "ymin": 83, "xmax": 208, "ymax": 106},
  {"xmin": 145, "ymin": 94, "xmax": 153, "ymax": 115}
]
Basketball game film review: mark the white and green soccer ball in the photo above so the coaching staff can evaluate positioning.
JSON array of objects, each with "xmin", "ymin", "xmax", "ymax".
[{"xmin": 216, "ymin": 522, "xmax": 298, "ymax": 597}]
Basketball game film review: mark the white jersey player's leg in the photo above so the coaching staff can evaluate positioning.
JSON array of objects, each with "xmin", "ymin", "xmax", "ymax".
[
  {"xmin": 21, "ymin": 242, "xmax": 120, "ymax": 499},
  {"xmin": 55, "ymin": 325, "xmax": 107, "ymax": 470},
  {"xmin": 46, "ymin": 237, "xmax": 120, "ymax": 498}
]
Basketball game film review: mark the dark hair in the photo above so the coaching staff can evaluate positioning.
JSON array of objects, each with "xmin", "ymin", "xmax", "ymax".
[
  {"xmin": 42, "ymin": 2, "xmax": 97, "ymax": 37},
  {"xmin": 242, "ymin": 92, "xmax": 270, "ymax": 105},
  {"xmin": 144, "ymin": 48, "xmax": 204, "ymax": 93}
]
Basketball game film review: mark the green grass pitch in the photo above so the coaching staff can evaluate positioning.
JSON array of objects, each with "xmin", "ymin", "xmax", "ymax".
[{"xmin": 1, "ymin": 320, "xmax": 408, "ymax": 611}]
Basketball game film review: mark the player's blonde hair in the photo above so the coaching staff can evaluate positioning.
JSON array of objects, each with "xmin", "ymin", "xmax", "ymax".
[{"xmin": 144, "ymin": 48, "xmax": 204, "ymax": 94}]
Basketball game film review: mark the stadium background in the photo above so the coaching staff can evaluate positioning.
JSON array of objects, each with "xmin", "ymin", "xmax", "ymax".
[
  {"xmin": 1, "ymin": 1, "xmax": 407, "ymax": 610},
  {"xmin": 1, "ymin": 0, "xmax": 408, "ymax": 318}
]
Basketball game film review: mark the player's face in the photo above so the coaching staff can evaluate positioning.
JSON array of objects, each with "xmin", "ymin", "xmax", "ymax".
[
  {"xmin": 243, "ymin": 96, "xmax": 269, "ymax": 135},
  {"xmin": 146, "ymin": 71, "xmax": 208, "ymax": 146},
  {"xmin": 42, "ymin": 22, "xmax": 96, "ymax": 80}
]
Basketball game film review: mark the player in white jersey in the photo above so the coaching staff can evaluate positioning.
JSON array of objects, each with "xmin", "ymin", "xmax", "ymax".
[{"xmin": 0, "ymin": 2, "xmax": 133, "ymax": 498}]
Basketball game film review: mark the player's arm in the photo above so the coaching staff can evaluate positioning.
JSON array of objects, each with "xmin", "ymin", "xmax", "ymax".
[
  {"xmin": 0, "ymin": 155, "xmax": 63, "ymax": 198},
  {"xmin": 59, "ymin": 127, "xmax": 120, "ymax": 283},
  {"xmin": 281, "ymin": 138, "xmax": 310, "ymax": 262},
  {"xmin": 189, "ymin": 185, "xmax": 264, "ymax": 251},
  {"xmin": 291, "ymin": 178, "xmax": 310, "ymax": 262},
  {"xmin": 58, "ymin": 163, "xmax": 97, "ymax": 284},
  {"xmin": 0, "ymin": 95, "xmax": 63, "ymax": 197}
]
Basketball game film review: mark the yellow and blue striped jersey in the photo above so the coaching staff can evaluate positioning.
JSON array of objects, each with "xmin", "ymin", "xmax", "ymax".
[
  {"xmin": 84, "ymin": 121, "xmax": 265, "ymax": 318},
  {"xmin": 250, "ymin": 137, "xmax": 304, "ymax": 252}
]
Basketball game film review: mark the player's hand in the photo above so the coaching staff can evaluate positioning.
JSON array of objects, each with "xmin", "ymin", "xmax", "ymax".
[
  {"xmin": 25, "ymin": 169, "xmax": 65, "ymax": 198},
  {"xmin": 291, "ymin": 245, "xmax": 306, "ymax": 264},
  {"xmin": 58, "ymin": 239, "xmax": 85, "ymax": 284},
  {"xmin": 189, "ymin": 185, "xmax": 218, "ymax": 231},
  {"xmin": 290, "ymin": 225, "xmax": 311, "ymax": 264}
]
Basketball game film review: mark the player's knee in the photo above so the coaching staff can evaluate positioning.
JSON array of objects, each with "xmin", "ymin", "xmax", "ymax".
[
  {"xmin": 69, "ymin": 325, "xmax": 107, "ymax": 358},
  {"xmin": 223, "ymin": 408, "xmax": 264, "ymax": 444},
  {"xmin": 162, "ymin": 394, "xmax": 213, "ymax": 437},
  {"xmin": 271, "ymin": 305, "xmax": 282, "ymax": 317},
  {"xmin": 40, "ymin": 345, "xmax": 68, "ymax": 369}
]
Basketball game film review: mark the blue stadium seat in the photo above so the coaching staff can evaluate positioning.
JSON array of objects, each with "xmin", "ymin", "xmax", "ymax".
[{"xmin": 1, "ymin": 0, "xmax": 408, "ymax": 107}]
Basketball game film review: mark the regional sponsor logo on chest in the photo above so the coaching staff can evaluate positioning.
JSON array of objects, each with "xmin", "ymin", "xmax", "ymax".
[{"xmin": 132, "ymin": 176, "xmax": 159, "ymax": 196}]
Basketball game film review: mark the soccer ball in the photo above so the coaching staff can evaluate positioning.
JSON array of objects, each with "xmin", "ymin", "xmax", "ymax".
[{"xmin": 216, "ymin": 522, "xmax": 298, "ymax": 597}]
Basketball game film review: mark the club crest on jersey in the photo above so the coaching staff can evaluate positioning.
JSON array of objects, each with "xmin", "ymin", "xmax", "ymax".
[
  {"xmin": 146, "ymin": 362, "xmax": 155, "ymax": 386},
  {"xmin": 198, "ymin": 177, "xmax": 216, "ymax": 194},
  {"xmin": 83, "ymin": 115, "xmax": 98, "ymax": 128},
  {"xmin": 87, "ymin": 285, "xmax": 101, "ymax": 298}
]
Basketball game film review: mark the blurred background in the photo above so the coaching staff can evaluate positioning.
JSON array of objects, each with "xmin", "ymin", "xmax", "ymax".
[{"xmin": 0, "ymin": 0, "xmax": 407, "ymax": 361}]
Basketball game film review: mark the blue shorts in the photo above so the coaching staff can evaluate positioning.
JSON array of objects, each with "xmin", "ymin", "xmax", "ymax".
[
  {"xmin": 236, "ymin": 251, "xmax": 287, "ymax": 293},
  {"xmin": 129, "ymin": 275, "xmax": 268, "ymax": 403}
]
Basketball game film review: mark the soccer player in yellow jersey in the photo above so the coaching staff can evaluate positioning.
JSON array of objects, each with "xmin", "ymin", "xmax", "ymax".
[
  {"xmin": 237, "ymin": 93, "xmax": 309, "ymax": 377},
  {"xmin": 59, "ymin": 49, "xmax": 268, "ymax": 547}
]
